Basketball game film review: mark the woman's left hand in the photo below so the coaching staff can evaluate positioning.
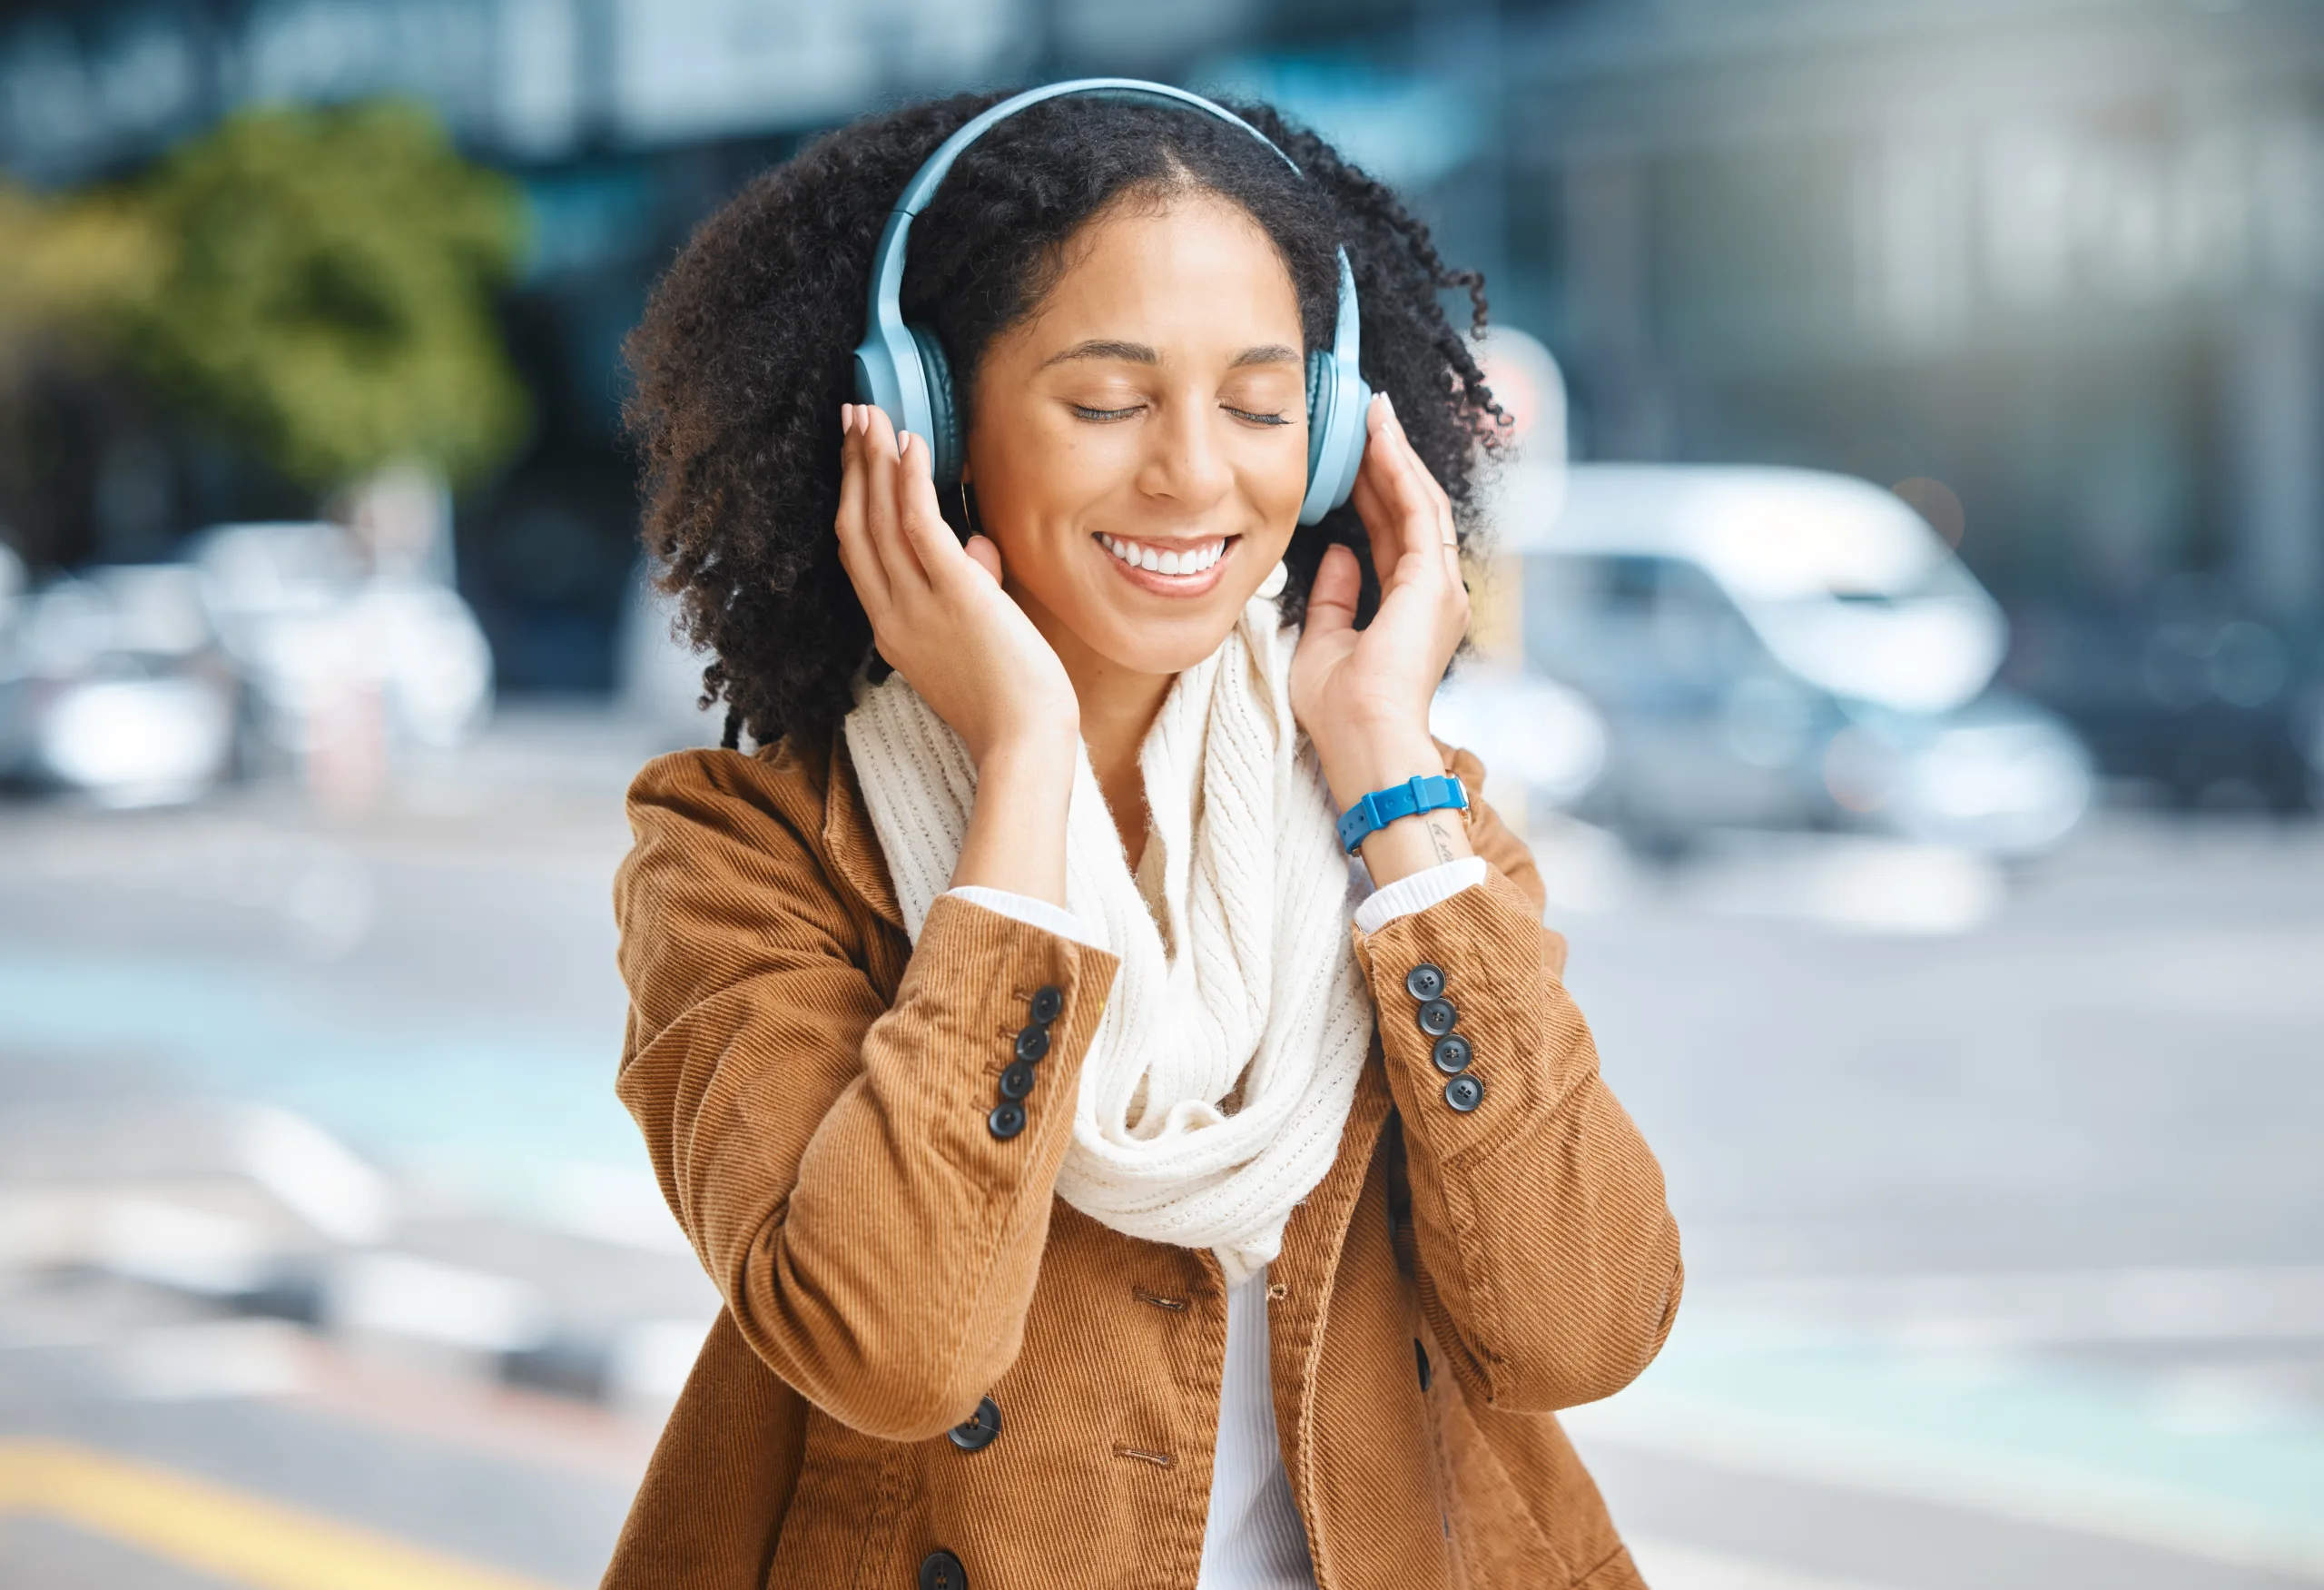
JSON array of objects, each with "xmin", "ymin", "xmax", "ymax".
[{"xmin": 1290, "ymin": 393, "xmax": 1472, "ymax": 821}]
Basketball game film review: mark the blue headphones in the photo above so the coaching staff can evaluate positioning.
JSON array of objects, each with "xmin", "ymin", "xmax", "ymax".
[{"xmin": 851, "ymin": 78, "xmax": 1372, "ymax": 528}]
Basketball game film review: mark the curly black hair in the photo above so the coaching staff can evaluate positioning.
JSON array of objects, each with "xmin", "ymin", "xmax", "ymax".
[{"xmin": 624, "ymin": 88, "xmax": 1504, "ymax": 750}]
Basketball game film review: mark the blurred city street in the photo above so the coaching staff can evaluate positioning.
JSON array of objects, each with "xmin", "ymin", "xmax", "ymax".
[
  {"xmin": 2, "ymin": 709, "xmax": 2319, "ymax": 1589},
  {"xmin": 5, "ymin": 0, "xmax": 2324, "ymax": 1583}
]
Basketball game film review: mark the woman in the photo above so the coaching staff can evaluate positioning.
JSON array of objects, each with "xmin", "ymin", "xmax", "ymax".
[{"xmin": 609, "ymin": 82, "xmax": 1679, "ymax": 1590}]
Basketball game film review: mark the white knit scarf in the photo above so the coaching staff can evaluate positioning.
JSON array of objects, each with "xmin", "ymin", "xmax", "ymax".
[{"xmin": 842, "ymin": 568, "xmax": 1374, "ymax": 1283}]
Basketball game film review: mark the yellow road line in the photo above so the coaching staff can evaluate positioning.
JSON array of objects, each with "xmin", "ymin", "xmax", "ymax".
[{"xmin": 0, "ymin": 1438, "xmax": 564, "ymax": 1590}]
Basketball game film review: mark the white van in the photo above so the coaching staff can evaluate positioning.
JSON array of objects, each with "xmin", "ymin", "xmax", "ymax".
[{"xmin": 1502, "ymin": 464, "xmax": 2091, "ymax": 855}]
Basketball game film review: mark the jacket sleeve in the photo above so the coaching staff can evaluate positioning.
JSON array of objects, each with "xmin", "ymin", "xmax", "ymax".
[
  {"xmin": 613, "ymin": 751, "xmax": 1119, "ymax": 1441},
  {"xmin": 1354, "ymin": 746, "xmax": 1681, "ymax": 1413}
]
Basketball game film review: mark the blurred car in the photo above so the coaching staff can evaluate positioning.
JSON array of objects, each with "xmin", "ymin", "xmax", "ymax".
[
  {"xmin": 188, "ymin": 521, "xmax": 495, "ymax": 763},
  {"xmin": 0, "ymin": 560, "xmax": 240, "ymax": 806},
  {"xmin": 1427, "ymin": 668, "xmax": 1609, "ymax": 825},
  {"xmin": 2003, "ymin": 587, "xmax": 2321, "ymax": 815},
  {"xmin": 1507, "ymin": 464, "xmax": 2093, "ymax": 856}
]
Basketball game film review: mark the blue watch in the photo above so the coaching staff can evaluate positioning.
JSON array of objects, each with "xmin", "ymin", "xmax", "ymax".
[{"xmin": 1336, "ymin": 774, "xmax": 1470, "ymax": 855}]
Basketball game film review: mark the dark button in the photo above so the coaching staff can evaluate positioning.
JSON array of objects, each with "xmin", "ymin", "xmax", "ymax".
[
  {"xmin": 1404, "ymin": 963, "xmax": 1446, "ymax": 1001},
  {"xmin": 1430, "ymin": 1033, "xmax": 1472, "ymax": 1074},
  {"xmin": 1029, "ymin": 984, "xmax": 1064, "ymax": 1024},
  {"xmin": 920, "ymin": 1549, "xmax": 969, "ymax": 1590},
  {"xmin": 1013, "ymin": 1023, "xmax": 1050, "ymax": 1062},
  {"xmin": 998, "ymin": 1061, "xmax": 1036, "ymax": 1101},
  {"xmin": 1444, "ymin": 1073, "xmax": 1485, "ymax": 1112},
  {"xmin": 988, "ymin": 1101, "xmax": 1027, "ymax": 1140},
  {"xmin": 1415, "ymin": 1338, "xmax": 1432, "ymax": 1390},
  {"xmin": 1416, "ymin": 998, "xmax": 1457, "ymax": 1038},
  {"xmin": 947, "ymin": 1396, "xmax": 1002, "ymax": 1453}
]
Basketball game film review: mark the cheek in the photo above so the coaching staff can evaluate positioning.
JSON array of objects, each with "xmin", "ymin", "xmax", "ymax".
[
  {"xmin": 1248, "ymin": 430, "xmax": 1311, "ymax": 537},
  {"xmin": 974, "ymin": 416, "xmax": 1125, "ymax": 532}
]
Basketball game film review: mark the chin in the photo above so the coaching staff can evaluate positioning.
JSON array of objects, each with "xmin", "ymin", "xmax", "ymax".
[{"xmin": 1087, "ymin": 593, "xmax": 1258, "ymax": 676}]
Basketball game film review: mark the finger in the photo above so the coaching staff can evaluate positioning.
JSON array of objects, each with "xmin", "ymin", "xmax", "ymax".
[
  {"xmin": 894, "ymin": 431, "xmax": 970, "ymax": 588},
  {"xmin": 1387, "ymin": 413, "xmax": 1462, "ymax": 578},
  {"xmin": 1388, "ymin": 399, "xmax": 1455, "ymax": 521},
  {"xmin": 1364, "ymin": 399, "xmax": 1446, "ymax": 597},
  {"xmin": 1347, "ymin": 469, "xmax": 1399, "ymax": 590},
  {"xmin": 1302, "ymin": 542, "xmax": 1362, "ymax": 645},
  {"xmin": 1388, "ymin": 422, "xmax": 1460, "ymax": 581},
  {"xmin": 962, "ymin": 533, "xmax": 1004, "ymax": 587},
  {"xmin": 1382, "ymin": 398, "xmax": 1454, "ymax": 545},
  {"xmin": 1379, "ymin": 407, "xmax": 1463, "ymax": 583},
  {"xmin": 858, "ymin": 404, "xmax": 930, "ymax": 589},
  {"xmin": 833, "ymin": 407, "xmax": 891, "ymax": 612},
  {"xmin": 1350, "ymin": 403, "xmax": 1413, "ymax": 588}
]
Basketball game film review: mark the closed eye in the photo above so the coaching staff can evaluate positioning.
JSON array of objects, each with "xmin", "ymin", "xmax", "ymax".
[
  {"xmin": 1225, "ymin": 405, "xmax": 1292, "ymax": 427},
  {"xmin": 1070, "ymin": 403, "xmax": 1143, "ymax": 422}
]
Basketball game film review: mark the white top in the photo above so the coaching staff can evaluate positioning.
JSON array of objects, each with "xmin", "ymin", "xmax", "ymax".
[
  {"xmin": 950, "ymin": 852, "xmax": 1485, "ymax": 1588},
  {"xmin": 1198, "ymin": 1265, "xmax": 1315, "ymax": 1587}
]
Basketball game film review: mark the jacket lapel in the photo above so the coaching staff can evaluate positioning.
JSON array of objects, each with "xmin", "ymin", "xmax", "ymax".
[
  {"xmin": 820, "ymin": 734, "xmax": 905, "ymax": 934},
  {"xmin": 1267, "ymin": 1049, "xmax": 1395, "ymax": 1585}
]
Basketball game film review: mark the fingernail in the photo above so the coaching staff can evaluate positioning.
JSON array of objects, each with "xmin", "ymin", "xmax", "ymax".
[
  {"xmin": 897, "ymin": 430, "xmax": 912, "ymax": 462},
  {"xmin": 1380, "ymin": 391, "xmax": 1398, "ymax": 423}
]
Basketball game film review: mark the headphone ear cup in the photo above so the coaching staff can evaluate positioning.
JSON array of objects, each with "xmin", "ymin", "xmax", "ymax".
[
  {"xmin": 1305, "ymin": 349, "xmax": 1328, "ymax": 478},
  {"xmin": 908, "ymin": 323, "xmax": 963, "ymax": 486},
  {"xmin": 1304, "ymin": 350, "xmax": 1334, "ymax": 520},
  {"xmin": 1301, "ymin": 351, "xmax": 1369, "ymax": 526}
]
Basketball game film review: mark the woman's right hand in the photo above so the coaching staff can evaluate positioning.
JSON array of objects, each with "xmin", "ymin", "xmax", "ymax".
[{"xmin": 836, "ymin": 403, "xmax": 1079, "ymax": 768}]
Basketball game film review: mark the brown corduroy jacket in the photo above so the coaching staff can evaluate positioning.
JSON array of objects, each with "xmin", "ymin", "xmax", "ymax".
[{"xmin": 605, "ymin": 735, "xmax": 1680, "ymax": 1590}]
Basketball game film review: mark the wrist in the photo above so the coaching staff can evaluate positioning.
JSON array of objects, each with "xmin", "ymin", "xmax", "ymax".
[
  {"xmin": 956, "ymin": 730, "xmax": 1076, "ymax": 906},
  {"xmin": 1355, "ymin": 802, "xmax": 1473, "ymax": 884},
  {"xmin": 1319, "ymin": 730, "xmax": 1447, "ymax": 813},
  {"xmin": 975, "ymin": 720, "xmax": 1080, "ymax": 780}
]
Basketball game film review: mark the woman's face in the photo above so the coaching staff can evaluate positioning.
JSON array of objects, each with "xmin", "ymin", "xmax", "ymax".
[{"xmin": 964, "ymin": 190, "xmax": 1310, "ymax": 678}]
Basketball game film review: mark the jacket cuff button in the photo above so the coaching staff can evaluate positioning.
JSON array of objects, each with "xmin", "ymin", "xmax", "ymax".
[
  {"xmin": 988, "ymin": 1101, "xmax": 1028, "ymax": 1140},
  {"xmin": 1430, "ymin": 1034, "xmax": 1472, "ymax": 1074},
  {"xmin": 1013, "ymin": 1022, "xmax": 1051, "ymax": 1062},
  {"xmin": 1443, "ymin": 1073, "xmax": 1484, "ymax": 1112},
  {"xmin": 1403, "ymin": 963, "xmax": 1445, "ymax": 1001},
  {"xmin": 1029, "ymin": 984, "xmax": 1064, "ymax": 1023}
]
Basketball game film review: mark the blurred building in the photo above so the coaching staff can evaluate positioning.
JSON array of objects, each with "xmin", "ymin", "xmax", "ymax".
[
  {"xmin": 4, "ymin": 0, "xmax": 2320, "ymax": 796},
  {"xmin": 1469, "ymin": 0, "xmax": 2324, "ymax": 805},
  {"xmin": 0, "ymin": 0, "xmax": 1274, "ymax": 691}
]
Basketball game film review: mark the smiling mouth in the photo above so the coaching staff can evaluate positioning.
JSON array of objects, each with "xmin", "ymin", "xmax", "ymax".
[{"xmin": 1096, "ymin": 533, "xmax": 1233, "ymax": 578}]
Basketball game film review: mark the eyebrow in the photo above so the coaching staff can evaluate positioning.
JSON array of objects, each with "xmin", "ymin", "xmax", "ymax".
[
  {"xmin": 1043, "ymin": 339, "xmax": 1157, "ymax": 368},
  {"xmin": 1039, "ymin": 340, "xmax": 1303, "ymax": 370},
  {"xmin": 1229, "ymin": 343, "xmax": 1301, "ymax": 369}
]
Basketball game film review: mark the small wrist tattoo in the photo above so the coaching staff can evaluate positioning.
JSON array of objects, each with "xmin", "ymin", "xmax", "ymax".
[{"xmin": 1426, "ymin": 819, "xmax": 1456, "ymax": 864}]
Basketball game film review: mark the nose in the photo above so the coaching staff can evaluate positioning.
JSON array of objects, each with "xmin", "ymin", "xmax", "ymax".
[{"xmin": 1133, "ymin": 387, "xmax": 1234, "ymax": 513}]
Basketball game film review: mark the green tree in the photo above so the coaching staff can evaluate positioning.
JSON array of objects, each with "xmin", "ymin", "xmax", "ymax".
[{"xmin": 126, "ymin": 100, "xmax": 528, "ymax": 491}]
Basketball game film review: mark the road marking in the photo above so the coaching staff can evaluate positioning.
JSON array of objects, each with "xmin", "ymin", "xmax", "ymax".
[
  {"xmin": 1565, "ymin": 1358, "xmax": 2324, "ymax": 1581},
  {"xmin": 1693, "ymin": 1265, "xmax": 2324, "ymax": 1347},
  {"xmin": 1626, "ymin": 1535, "xmax": 1896, "ymax": 1590},
  {"xmin": 0, "ymin": 1439, "xmax": 561, "ymax": 1590}
]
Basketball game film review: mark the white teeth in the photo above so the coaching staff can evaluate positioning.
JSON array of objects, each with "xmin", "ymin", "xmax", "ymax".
[{"xmin": 1100, "ymin": 535, "xmax": 1227, "ymax": 577}]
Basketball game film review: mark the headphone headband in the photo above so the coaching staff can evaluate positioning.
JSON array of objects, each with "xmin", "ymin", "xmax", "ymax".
[
  {"xmin": 853, "ymin": 77, "xmax": 1371, "ymax": 525},
  {"xmin": 892, "ymin": 81, "xmax": 1304, "ymax": 219}
]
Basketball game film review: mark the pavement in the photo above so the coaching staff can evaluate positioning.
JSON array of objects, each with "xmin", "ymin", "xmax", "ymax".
[{"xmin": 0, "ymin": 705, "xmax": 2318, "ymax": 1589}]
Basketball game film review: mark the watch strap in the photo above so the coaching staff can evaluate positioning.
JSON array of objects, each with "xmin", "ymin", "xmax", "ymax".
[{"xmin": 1336, "ymin": 773, "xmax": 1471, "ymax": 855}]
